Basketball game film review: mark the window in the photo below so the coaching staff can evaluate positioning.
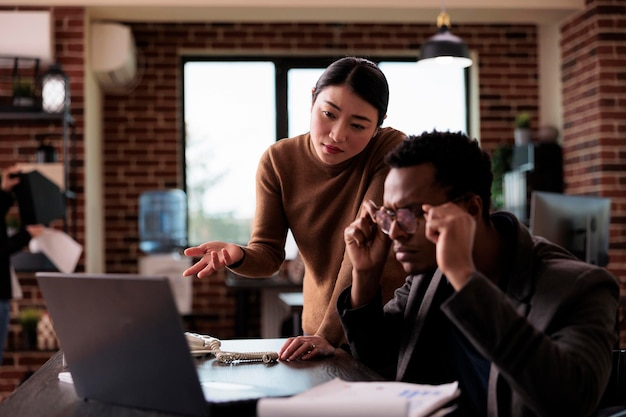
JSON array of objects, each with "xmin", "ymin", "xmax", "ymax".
[
  {"xmin": 379, "ymin": 62, "xmax": 467, "ymax": 135},
  {"xmin": 183, "ymin": 57, "xmax": 469, "ymax": 246},
  {"xmin": 184, "ymin": 61, "xmax": 275, "ymax": 245}
]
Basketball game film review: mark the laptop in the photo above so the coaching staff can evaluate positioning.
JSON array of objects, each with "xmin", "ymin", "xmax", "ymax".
[{"xmin": 36, "ymin": 272, "xmax": 289, "ymax": 416}]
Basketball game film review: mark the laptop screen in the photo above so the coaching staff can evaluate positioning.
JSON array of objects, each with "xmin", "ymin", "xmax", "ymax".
[{"xmin": 36, "ymin": 272, "xmax": 209, "ymax": 416}]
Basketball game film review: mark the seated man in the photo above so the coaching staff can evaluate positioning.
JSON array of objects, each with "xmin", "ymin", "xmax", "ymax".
[{"xmin": 338, "ymin": 131, "xmax": 619, "ymax": 417}]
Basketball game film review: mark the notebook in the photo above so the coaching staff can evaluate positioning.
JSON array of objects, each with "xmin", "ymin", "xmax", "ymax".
[{"xmin": 35, "ymin": 272, "xmax": 288, "ymax": 417}]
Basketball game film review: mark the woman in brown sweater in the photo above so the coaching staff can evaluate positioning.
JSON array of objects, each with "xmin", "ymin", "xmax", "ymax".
[{"xmin": 184, "ymin": 57, "xmax": 406, "ymax": 360}]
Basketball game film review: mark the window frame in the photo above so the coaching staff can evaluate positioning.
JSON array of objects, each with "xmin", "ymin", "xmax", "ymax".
[
  {"xmin": 181, "ymin": 55, "xmax": 471, "ymax": 142},
  {"xmin": 180, "ymin": 55, "xmax": 471, "ymax": 246}
]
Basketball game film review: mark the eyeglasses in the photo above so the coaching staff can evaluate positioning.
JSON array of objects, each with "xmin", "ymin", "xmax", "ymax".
[
  {"xmin": 374, "ymin": 207, "xmax": 422, "ymax": 235},
  {"xmin": 374, "ymin": 194, "xmax": 469, "ymax": 235}
]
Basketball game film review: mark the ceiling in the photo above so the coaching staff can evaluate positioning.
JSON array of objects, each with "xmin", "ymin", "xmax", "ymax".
[{"xmin": 3, "ymin": 0, "xmax": 584, "ymax": 24}]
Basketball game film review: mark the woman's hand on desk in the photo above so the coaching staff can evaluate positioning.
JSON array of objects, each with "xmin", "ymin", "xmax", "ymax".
[
  {"xmin": 183, "ymin": 242, "xmax": 244, "ymax": 278},
  {"xmin": 279, "ymin": 335, "xmax": 335, "ymax": 361}
]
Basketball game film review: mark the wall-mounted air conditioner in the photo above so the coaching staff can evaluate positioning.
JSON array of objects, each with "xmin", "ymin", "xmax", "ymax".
[{"xmin": 91, "ymin": 22, "xmax": 137, "ymax": 91}]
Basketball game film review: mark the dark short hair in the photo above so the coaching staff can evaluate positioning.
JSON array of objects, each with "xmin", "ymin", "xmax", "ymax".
[
  {"xmin": 385, "ymin": 130, "xmax": 493, "ymax": 221},
  {"xmin": 312, "ymin": 57, "xmax": 389, "ymax": 126}
]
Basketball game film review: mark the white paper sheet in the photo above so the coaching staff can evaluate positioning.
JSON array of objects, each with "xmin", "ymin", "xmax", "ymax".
[
  {"xmin": 29, "ymin": 228, "xmax": 82, "ymax": 273},
  {"xmin": 58, "ymin": 371, "xmax": 73, "ymax": 384},
  {"xmin": 257, "ymin": 378, "xmax": 459, "ymax": 417}
]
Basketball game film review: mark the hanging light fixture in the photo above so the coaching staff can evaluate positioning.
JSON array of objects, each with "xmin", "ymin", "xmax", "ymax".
[
  {"xmin": 41, "ymin": 63, "xmax": 70, "ymax": 114},
  {"xmin": 418, "ymin": 3, "xmax": 472, "ymax": 68}
]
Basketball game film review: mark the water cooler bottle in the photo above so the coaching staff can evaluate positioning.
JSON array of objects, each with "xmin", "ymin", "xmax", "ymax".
[{"xmin": 138, "ymin": 189, "xmax": 192, "ymax": 315}]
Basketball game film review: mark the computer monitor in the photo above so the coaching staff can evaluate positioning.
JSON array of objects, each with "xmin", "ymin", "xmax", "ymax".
[{"xmin": 530, "ymin": 191, "xmax": 611, "ymax": 267}]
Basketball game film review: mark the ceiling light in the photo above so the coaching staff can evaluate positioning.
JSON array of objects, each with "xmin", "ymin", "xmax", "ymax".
[{"xmin": 418, "ymin": 9, "xmax": 472, "ymax": 68}]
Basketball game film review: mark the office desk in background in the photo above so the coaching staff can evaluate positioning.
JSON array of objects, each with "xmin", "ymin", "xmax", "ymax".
[
  {"xmin": 278, "ymin": 292, "xmax": 304, "ymax": 337},
  {"xmin": 0, "ymin": 338, "xmax": 382, "ymax": 417},
  {"xmin": 226, "ymin": 272, "xmax": 302, "ymax": 338}
]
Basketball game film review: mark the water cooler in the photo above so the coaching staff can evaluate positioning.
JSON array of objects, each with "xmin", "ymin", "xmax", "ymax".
[{"xmin": 138, "ymin": 189, "xmax": 192, "ymax": 315}]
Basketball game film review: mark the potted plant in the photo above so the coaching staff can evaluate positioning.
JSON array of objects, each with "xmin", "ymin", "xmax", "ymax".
[
  {"xmin": 6, "ymin": 215, "xmax": 19, "ymax": 237},
  {"xmin": 491, "ymin": 143, "xmax": 514, "ymax": 210},
  {"xmin": 12, "ymin": 79, "xmax": 36, "ymax": 107},
  {"xmin": 514, "ymin": 112, "xmax": 532, "ymax": 146},
  {"xmin": 19, "ymin": 307, "xmax": 42, "ymax": 350}
]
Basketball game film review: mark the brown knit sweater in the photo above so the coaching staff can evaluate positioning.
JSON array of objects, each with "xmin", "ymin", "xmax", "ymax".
[{"xmin": 232, "ymin": 127, "xmax": 407, "ymax": 346}]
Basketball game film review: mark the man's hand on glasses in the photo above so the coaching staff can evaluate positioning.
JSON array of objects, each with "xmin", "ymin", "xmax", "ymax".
[
  {"xmin": 422, "ymin": 201, "xmax": 477, "ymax": 291},
  {"xmin": 344, "ymin": 201, "xmax": 391, "ymax": 269},
  {"xmin": 344, "ymin": 200, "xmax": 392, "ymax": 308}
]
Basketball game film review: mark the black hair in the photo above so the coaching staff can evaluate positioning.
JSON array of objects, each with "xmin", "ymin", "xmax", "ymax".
[
  {"xmin": 312, "ymin": 57, "xmax": 389, "ymax": 126},
  {"xmin": 385, "ymin": 130, "xmax": 493, "ymax": 221}
]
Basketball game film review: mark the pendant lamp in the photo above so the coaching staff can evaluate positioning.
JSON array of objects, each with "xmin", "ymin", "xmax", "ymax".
[{"xmin": 418, "ymin": 7, "xmax": 472, "ymax": 68}]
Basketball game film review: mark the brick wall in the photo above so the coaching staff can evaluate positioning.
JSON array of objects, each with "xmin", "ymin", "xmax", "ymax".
[
  {"xmin": 560, "ymin": 0, "xmax": 626, "ymax": 344},
  {"xmin": 0, "ymin": 6, "xmax": 85, "ymax": 248},
  {"xmin": 0, "ymin": 6, "xmax": 84, "ymax": 399}
]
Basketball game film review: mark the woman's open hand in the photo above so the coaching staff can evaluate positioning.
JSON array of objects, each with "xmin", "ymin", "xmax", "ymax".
[{"xmin": 183, "ymin": 242, "xmax": 243, "ymax": 278}]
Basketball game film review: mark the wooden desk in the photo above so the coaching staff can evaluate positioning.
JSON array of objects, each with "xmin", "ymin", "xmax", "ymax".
[
  {"xmin": 278, "ymin": 292, "xmax": 304, "ymax": 336},
  {"xmin": 0, "ymin": 338, "xmax": 382, "ymax": 417}
]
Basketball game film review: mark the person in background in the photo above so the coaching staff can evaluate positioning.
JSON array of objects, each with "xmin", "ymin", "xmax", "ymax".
[
  {"xmin": 339, "ymin": 131, "xmax": 619, "ymax": 416},
  {"xmin": 0, "ymin": 165, "xmax": 45, "ymax": 363},
  {"xmin": 184, "ymin": 56, "xmax": 407, "ymax": 359}
]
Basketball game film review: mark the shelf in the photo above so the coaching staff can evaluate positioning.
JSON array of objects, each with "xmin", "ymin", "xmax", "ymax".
[
  {"xmin": 0, "ymin": 110, "xmax": 74, "ymax": 124},
  {"xmin": 0, "ymin": 106, "xmax": 77, "ymax": 239}
]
